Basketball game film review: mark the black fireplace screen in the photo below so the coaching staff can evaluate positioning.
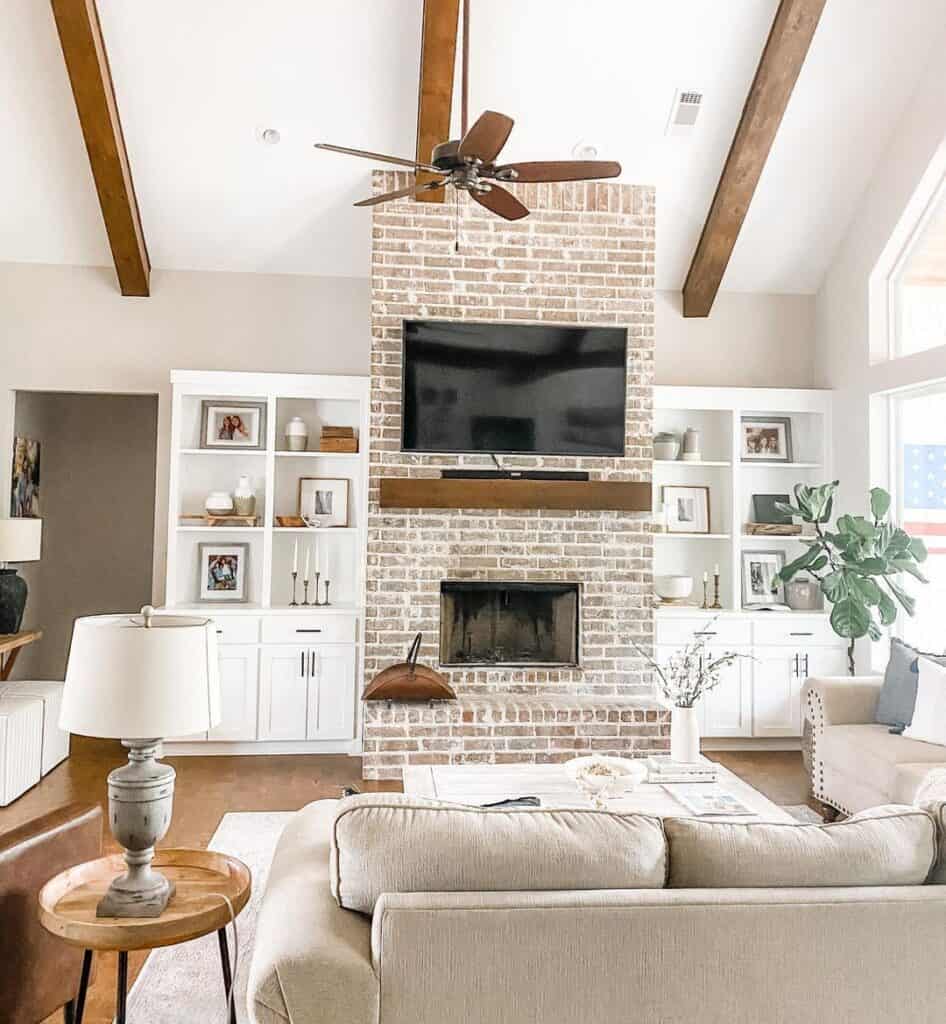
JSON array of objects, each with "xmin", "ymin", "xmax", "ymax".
[{"xmin": 440, "ymin": 581, "xmax": 580, "ymax": 666}]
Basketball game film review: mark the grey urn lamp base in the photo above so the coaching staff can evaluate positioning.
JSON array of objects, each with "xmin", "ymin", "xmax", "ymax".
[
  {"xmin": 0, "ymin": 567, "xmax": 27, "ymax": 634},
  {"xmin": 98, "ymin": 739, "xmax": 177, "ymax": 919}
]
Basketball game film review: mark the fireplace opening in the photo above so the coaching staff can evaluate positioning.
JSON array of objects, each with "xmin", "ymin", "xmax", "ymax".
[{"xmin": 440, "ymin": 581, "xmax": 580, "ymax": 667}]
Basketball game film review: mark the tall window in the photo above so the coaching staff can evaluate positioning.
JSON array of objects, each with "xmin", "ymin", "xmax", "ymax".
[
  {"xmin": 893, "ymin": 387, "xmax": 946, "ymax": 650},
  {"xmin": 891, "ymin": 181, "xmax": 946, "ymax": 359}
]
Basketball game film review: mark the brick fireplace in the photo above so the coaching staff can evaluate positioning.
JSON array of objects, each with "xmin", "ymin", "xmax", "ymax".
[{"xmin": 362, "ymin": 172, "xmax": 668, "ymax": 780}]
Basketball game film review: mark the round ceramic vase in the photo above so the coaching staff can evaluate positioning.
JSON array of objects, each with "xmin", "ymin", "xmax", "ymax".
[{"xmin": 670, "ymin": 706, "xmax": 701, "ymax": 762}]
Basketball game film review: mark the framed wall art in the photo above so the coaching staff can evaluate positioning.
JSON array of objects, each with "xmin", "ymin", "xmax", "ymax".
[
  {"xmin": 200, "ymin": 401, "xmax": 267, "ymax": 450},
  {"xmin": 740, "ymin": 417, "xmax": 793, "ymax": 462},
  {"xmin": 198, "ymin": 542, "xmax": 250, "ymax": 602},
  {"xmin": 10, "ymin": 437, "xmax": 40, "ymax": 517},
  {"xmin": 741, "ymin": 549, "xmax": 787, "ymax": 608},
  {"xmin": 662, "ymin": 485, "xmax": 710, "ymax": 534},
  {"xmin": 299, "ymin": 477, "xmax": 349, "ymax": 527}
]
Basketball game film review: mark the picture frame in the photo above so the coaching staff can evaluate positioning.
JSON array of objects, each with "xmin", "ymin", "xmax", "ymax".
[
  {"xmin": 662, "ymin": 485, "xmax": 710, "ymax": 534},
  {"xmin": 740, "ymin": 416, "xmax": 793, "ymax": 462},
  {"xmin": 198, "ymin": 542, "xmax": 250, "ymax": 602},
  {"xmin": 298, "ymin": 478, "xmax": 349, "ymax": 527},
  {"xmin": 10, "ymin": 437, "xmax": 40, "ymax": 517},
  {"xmin": 741, "ymin": 550, "xmax": 787, "ymax": 607},
  {"xmin": 751, "ymin": 493, "xmax": 793, "ymax": 525},
  {"xmin": 199, "ymin": 401, "xmax": 267, "ymax": 450}
]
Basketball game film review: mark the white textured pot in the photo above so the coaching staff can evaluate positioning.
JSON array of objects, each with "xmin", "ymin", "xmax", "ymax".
[
  {"xmin": 284, "ymin": 416, "xmax": 308, "ymax": 452},
  {"xmin": 670, "ymin": 705, "xmax": 701, "ymax": 762}
]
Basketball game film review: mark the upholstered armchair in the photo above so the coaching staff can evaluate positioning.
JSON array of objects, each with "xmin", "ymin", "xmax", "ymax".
[{"xmin": 0, "ymin": 803, "xmax": 103, "ymax": 1023}]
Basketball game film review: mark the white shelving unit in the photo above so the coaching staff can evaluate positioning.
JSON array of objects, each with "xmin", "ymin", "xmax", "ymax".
[
  {"xmin": 162, "ymin": 369, "xmax": 370, "ymax": 757},
  {"xmin": 653, "ymin": 385, "xmax": 842, "ymax": 747}
]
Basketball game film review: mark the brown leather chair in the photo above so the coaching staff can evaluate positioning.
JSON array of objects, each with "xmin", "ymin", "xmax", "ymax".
[{"xmin": 0, "ymin": 803, "xmax": 103, "ymax": 1024}]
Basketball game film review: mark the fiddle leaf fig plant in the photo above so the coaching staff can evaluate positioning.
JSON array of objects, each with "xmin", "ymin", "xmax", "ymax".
[{"xmin": 774, "ymin": 482, "xmax": 928, "ymax": 674}]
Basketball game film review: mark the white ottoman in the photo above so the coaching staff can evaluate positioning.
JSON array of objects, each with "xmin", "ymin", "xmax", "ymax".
[
  {"xmin": 0, "ymin": 694, "xmax": 43, "ymax": 806},
  {"xmin": 0, "ymin": 680, "xmax": 70, "ymax": 774}
]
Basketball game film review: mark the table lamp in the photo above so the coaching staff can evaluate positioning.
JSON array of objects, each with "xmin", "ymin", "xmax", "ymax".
[
  {"xmin": 0, "ymin": 517, "xmax": 42, "ymax": 633},
  {"xmin": 60, "ymin": 606, "xmax": 220, "ymax": 918}
]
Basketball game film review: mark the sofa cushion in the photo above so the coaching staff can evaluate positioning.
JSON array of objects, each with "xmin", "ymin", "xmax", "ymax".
[
  {"xmin": 904, "ymin": 657, "xmax": 946, "ymax": 745},
  {"xmin": 894, "ymin": 763, "xmax": 946, "ymax": 804},
  {"xmin": 331, "ymin": 794, "xmax": 667, "ymax": 914},
  {"xmin": 821, "ymin": 724, "xmax": 946, "ymax": 802},
  {"xmin": 665, "ymin": 805, "xmax": 936, "ymax": 888},
  {"xmin": 876, "ymin": 639, "xmax": 946, "ymax": 731}
]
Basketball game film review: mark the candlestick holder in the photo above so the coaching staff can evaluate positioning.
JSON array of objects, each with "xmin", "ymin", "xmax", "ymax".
[
  {"xmin": 302, "ymin": 578, "xmax": 311, "ymax": 606},
  {"xmin": 711, "ymin": 571, "xmax": 723, "ymax": 610},
  {"xmin": 289, "ymin": 571, "xmax": 299, "ymax": 607},
  {"xmin": 323, "ymin": 579, "xmax": 331, "ymax": 606},
  {"xmin": 701, "ymin": 578, "xmax": 710, "ymax": 610},
  {"xmin": 312, "ymin": 571, "xmax": 322, "ymax": 606}
]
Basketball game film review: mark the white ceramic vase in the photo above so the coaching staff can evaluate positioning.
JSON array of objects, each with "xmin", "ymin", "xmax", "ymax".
[
  {"xmin": 285, "ymin": 416, "xmax": 308, "ymax": 452},
  {"xmin": 670, "ymin": 705, "xmax": 701, "ymax": 762},
  {"xmin": 233, "ymin": 475, "xmax": 256, "ymax": 517}
]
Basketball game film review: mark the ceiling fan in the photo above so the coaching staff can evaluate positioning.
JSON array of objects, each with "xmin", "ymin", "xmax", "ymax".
[{"xmin": 313, "ymin": 0, "xmax": 621, "ymax": 222}]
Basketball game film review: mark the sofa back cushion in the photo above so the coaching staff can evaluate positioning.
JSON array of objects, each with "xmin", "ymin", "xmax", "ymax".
[
  {"xmin": 665, "ymin": 805, "xmax": 937, "ymax": 888},
  {"xmin": 876, "ymin": 639, "xmax": 946, "ymax": 731},
  {"xmin": 331, "ymin": 794, "xmax": 667, "ymax": 914}
]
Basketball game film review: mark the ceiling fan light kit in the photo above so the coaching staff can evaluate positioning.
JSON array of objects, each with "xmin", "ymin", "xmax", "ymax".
[{"xmin": 313, "ymin": 0, "xmax": 621, "ymax": 222}]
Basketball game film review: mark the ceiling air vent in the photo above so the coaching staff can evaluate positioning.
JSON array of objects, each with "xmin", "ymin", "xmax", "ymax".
[{"xmin": 666, "ymin": 90, "xmax": 703, "ymax": 136}]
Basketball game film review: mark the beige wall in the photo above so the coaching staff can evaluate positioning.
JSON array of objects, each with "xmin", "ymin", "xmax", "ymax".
[
  {"xmin": 13, "ymin": 391, "xmax": 158, "ymax": 679},
  {"xmin": 655, "ymin": 290, "xmax": 816, "ymax": 387}
]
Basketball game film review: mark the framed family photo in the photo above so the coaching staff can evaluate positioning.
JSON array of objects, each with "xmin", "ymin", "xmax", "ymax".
[
  {"xmin": 299, "ymin": 477, "xmax": 349, "ymax": 527},
  {"xmin": 741, "ymin": 550, "xmax": 786, "ymax": 607},
  {"xmin": 198, "ymin": 542, "xmax": 249, "ymax": 602},
  {"xmin": 10, "ymin": 436, "xmax": 40, "ymax": 517},
  {"xmin": 740, "ymin": 417, "xmax": 793, "ymax": 462},
  {"xmin": 662, "ymin": 485, "xmax": 710, "ymax": 534},
  {"xmin": 200, "ymin": 400, "xmax": 267, "ymax": 450}
]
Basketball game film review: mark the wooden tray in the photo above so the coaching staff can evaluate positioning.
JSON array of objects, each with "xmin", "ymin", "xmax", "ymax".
[{"xmin": 180, "ymin": 514, "xmax": 259, "ymax": 527}]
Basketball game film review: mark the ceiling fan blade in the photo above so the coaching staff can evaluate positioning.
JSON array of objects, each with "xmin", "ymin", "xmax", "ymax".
[
  {"xmin": 471, "ymin": 184, "xmax": 529, "ymax": 221},
  {"xmin": 458, "ymin": 111, "xmax": 514, "ymax": 162},
  {"xmin": 314, "ymin": 143, "xmax": 441, "ymax": 174},
  {"xmin": 353, "ymin": 181, "xmax": 446, "ymax": 207},
  {"xmin": 494, "ymin": 160, "xmax": 622, "ymax": 183}
]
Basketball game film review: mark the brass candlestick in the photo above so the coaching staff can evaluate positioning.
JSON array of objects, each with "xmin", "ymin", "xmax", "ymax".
[
  {"xmin": 289, "ymin": 571, "xmax": 299, "ymax": 607},
  {"xmin": 302, "ymin": 578, "xmax": 311, "ymax": 606},
  {"xmin": 323, "ymin": 579, "xmax": 331, "ymax": 606},
  {"xmin": 701, "ymin": 578, "xmax": 710, "ymax": 610},
  {"xmin": 312, "ymin": 571, "xmax": 322, "ymax": 606},
  {"xmin": 712, "ymin": 571, "xmax": 723, "ymax": 610}
]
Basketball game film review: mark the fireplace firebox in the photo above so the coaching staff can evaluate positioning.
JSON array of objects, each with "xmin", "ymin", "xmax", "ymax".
[{"xmin": 440, "ymin": 581, "xmax": 580, "ymax": 667}]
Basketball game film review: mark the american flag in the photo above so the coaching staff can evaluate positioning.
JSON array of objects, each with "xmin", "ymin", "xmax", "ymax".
[{"xmin": 903, "ymin": 444, "xmax": 946, "ymax": 553}]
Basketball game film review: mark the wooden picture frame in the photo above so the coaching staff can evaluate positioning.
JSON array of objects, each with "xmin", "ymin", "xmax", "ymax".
[
  {"xmin": 199, "ymin": 401, "xmax": 267, "ymax": 450},
  {"xmin": 662, "ymin": 485, "xmax": 711, "ymax": 534}
]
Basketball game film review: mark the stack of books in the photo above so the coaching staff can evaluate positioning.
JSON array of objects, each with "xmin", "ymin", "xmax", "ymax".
[
  {"xmin": 319, "ymin": 425, "xmax": 358, "ymax": 453},
  {"xmin": 645, "ymin": 754, "xmax": 718, "ymax": 784}
]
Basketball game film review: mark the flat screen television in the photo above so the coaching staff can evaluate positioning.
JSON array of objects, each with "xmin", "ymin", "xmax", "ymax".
[{"xmin": 401, "ymin": 320, "xmax": 627, "ymax": 455}]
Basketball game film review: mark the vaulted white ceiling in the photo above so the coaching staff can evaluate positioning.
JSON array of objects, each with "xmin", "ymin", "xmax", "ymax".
[{"xmin": 2, "ymin": 1, "xmax": 943, "ymax": 292}]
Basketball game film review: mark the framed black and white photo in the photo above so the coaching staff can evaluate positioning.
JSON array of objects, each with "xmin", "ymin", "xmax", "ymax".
[
  {"xmin": 199, "ymin": 401, "xmax": 267, "ymax": 450},
  {"xmin": 198, "ymin": 542, "xmax": 249, "ymax": 602},
  {"xmin": 740, "ymin": 417, "xmax": 793, "ymax": 462},
  {"xmin": 299, "ymin": 477, "xmax": 349, "ymax": 527},
  {"xmin": 741, "ymin": 550, "xmax": 786, "ymax": 607},
  {"xmin": 662, "ymin": 485, "xmax": 710, "ymax": 534}
]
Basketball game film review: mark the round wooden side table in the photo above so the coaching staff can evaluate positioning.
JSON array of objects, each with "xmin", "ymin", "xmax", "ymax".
[{"xmin": 38, "ymin": 848, "xmax": 251, "ymax": 1024}]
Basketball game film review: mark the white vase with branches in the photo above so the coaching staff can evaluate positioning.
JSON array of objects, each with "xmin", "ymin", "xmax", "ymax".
[{"xmin": 633, "ymin": 628, "xmax": 750, "ymax": 763}]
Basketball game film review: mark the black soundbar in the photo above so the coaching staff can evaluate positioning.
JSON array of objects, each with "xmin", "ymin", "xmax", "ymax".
[{"xmin": 441, "ymin": 470, "xmax": 590, "ymax": 481}]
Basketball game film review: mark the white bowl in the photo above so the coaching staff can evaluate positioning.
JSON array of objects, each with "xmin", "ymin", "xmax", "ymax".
[
  {"xmin": 655, "ymin": 575, "xmax": 693, "ymax": 600},
  {"xmin": 565, "ymin": 756, "xmax": 648, "ymax": 803}
]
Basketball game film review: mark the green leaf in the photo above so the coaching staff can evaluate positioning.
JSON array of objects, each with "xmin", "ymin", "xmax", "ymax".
[
  {"xmin": 849, "ymin": 575, "xmax": 883, "ymax": 606},
  {"xmin": 885, "ymin": 577, "xmax": 916, "ymax": 617},
  {"xmin": 886, "ymin": 529, "xmax": 911, "ymax": 554},
  {"xmin": 890, "ymin": 558, "xmax": 929, "ymax": 584},
  {"xmin": 857, "ymin": 557, "xmax": 888, "ymax": 575},
  {"xmin": 821, "ymin": 571, "xmax": 847, "ymax": 602},
  {"xmin": 830, "ymin": 596, "xmax": 872, "ymax": 639},
  {"xmin": 868, "ymin": 620, "xmax": 883, "ymax": 642},
  {"xmin": 877, "ymin": 590, "xmax": 897, "ymax": 626},
  {"xmin": 809, "ymin": 555, "xmax": 829, "ymax": 572},
  {"xmin": 773, "ymin": 502, "xmax": 798, "ymax": 520},
  {"xmin": 908, "ymin": 537, "xmax": 928, "ymax": 563},
  {"xmin": 870, "ymin": 487, "xmax": 891, "ymax": 521},
  {"xmin": 778, "ymin": 545, "xmax": 824, "ymax": 582}
]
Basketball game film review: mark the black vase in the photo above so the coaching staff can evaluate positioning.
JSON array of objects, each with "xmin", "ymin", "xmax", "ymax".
[{"xmin": 0, "ymin": 568, "xmax": 27, "ymax": 634}]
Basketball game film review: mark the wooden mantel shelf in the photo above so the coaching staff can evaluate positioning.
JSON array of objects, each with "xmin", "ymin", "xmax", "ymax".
[{"xmin": 379, "ymin": 477, "xmax": 651, "ymax": 512}]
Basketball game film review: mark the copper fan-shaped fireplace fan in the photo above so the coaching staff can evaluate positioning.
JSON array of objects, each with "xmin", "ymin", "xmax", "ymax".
[{"xmin": 363, "ymin": 633, "xmax": 456, "ymax": 702}]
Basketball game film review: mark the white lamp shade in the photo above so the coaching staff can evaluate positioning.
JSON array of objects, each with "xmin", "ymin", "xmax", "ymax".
[
  {"xmin": 61, "ymin": 613, "xmax": 221, "ymax": 739},
  {"xmin": 0, "ymin": 518, "xmax": 42, "ymax": 562}
]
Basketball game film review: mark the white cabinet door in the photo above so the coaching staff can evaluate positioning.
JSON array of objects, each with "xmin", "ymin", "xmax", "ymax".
[
  {"xmin": 306, "ymin": 646, "xmax": 357, "ymax": 740},
  {"xmin": 210, "ymin": 646, "xmax": 259, "ymax": 741},
  {"xmin": 799, "ymin": 646, "xmax": 849, "ymax": 682},
  {"xmin": 752, "ymin": 647, "xmax": 803, "ymax": 737},
  {"xmin": 702, "ymin": 646, "xmax": 753, "ymax": 737},
  {"xmin": 259, "ymin": 647, "xmax": 308, "ymax": 741}
]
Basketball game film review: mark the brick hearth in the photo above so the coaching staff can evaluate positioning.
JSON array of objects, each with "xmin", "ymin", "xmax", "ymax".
[{"xmin": 363, "ymin": 173, "xmax": 667, "ymax": 780}]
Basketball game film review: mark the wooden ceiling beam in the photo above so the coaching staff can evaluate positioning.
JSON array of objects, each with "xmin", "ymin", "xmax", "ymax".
[
  {"xmin": 51, "ymin": 0, "xmax": 150, "ymax": 296},
  {"xmin": 414, "ymin": 0, "xmax": 461, "ymax": 202},
  {"xmin": 682, "ymin": 0, "xmax": 825, "ymax": 317}
]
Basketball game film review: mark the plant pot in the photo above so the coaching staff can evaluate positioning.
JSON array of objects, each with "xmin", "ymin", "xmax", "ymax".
[{"xmin": 670, "ymin": 705, "xmax": 701, "ymax": 762}]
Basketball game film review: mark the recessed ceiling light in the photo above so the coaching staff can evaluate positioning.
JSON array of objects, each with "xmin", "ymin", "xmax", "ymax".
[
  {"xmin": 260, "ymin": 128, "xmax": 281, "ymax": 145},
  {"xmin": 571, "ymin": 140, "xmax": 598, "ymax": 160}
]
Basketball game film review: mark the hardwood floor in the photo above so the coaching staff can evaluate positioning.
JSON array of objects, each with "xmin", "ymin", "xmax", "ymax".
[{"xmin": 1, "ymin": 738, "xmax": 809, "ymax": 1024}]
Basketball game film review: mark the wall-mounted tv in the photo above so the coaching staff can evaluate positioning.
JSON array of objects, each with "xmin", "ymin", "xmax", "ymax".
[{"xmin": 401, "ymin": 320, "xmax": 627, "ymax": 456}]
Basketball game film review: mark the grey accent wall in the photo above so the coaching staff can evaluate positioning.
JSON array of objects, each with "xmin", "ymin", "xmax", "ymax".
[{"xmin": 12, "ymin": 392, "xmax": 158, "ymax": 679}]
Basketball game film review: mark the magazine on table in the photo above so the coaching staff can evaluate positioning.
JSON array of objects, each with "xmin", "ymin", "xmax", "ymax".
[{"xmin": 664, "ymin": 783, "xmax": 754, "ymax": 816}]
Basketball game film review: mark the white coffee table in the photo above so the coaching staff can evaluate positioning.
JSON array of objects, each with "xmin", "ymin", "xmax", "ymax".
[{"xmin": 403, "ymin": 762, "xmax": 796, "ymax": 823}]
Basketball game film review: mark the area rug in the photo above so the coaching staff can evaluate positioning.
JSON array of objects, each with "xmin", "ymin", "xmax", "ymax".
[{"xmin": 126, "ymin": 811, "xmax": 294, "ymax": 1024}]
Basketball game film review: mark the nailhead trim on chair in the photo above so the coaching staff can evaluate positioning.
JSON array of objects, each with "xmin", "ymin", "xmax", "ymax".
[{"xmin": 805, "ymin": 687, "xmax": 849, "ymax": 817}]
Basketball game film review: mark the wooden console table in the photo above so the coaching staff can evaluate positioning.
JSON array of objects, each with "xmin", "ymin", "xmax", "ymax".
[{"xmin": 0, "ymin": 629, "xmax": 41, "ymax": 680}]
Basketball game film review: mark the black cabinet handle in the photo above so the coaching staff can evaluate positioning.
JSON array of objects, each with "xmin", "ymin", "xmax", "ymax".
[
  {"xmin": 309, "ymin": 650, "xmax": 316, "ymax": 676},
  {"xmin": 295, "ymin": 628, "xmax": 322, "ymax": 633},
  {"xmin": 216, "ymin": 630, "xmax": 224, "ymax": 635},
  {"xmin": 300, "ymin": 651, "xmax": 305, "ymax": 675},
  {"xmin": 694, "ymin": 631, "xmax": 717, "ymax": 637},
  {"xmin": 803, "ymin": 654, "xmax": 810, "ymax": 676},
  {"xmin": 789, "ymin": 631, "xmax": 814, "ymax": 637},
  {"xmin": 793, "ymin": 654, "xmax": 799, "ymax": 675}
]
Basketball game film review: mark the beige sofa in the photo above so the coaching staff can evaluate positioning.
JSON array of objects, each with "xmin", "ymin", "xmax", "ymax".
[
  {"xmin": 248, "ymin": 795, "xmax": 946, "ymax": 1024},
  {"xmin": 805, "ymin": 675, "xmax": 946, "ymax": 815}
]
